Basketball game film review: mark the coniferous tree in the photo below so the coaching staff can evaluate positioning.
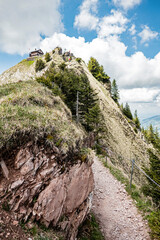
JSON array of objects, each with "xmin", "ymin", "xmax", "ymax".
[
  {"xmin": 45, "ymin": 52, "xmax": 51, "ymax": 62},
  {"xmin": 133, "ymin": 110, "xmax": 141, "ymax": 129},
  {"xmin": 35, "ymin": 59, "xmax": 45, "ymax": 72},
  {"xmin": 37, "ymin": 68, "xmax": 103, "ymax": 135},
  {"xmin": 122, "ymin": 103, "xmax": 133, "ymax": 120},
  {"xmin": 148, "ymin": 124, "xmax": 155, "ymax": 144},
  {"xmin": 88, "ymin": 57, "xmax": 110, "ymax": 84},
  {"xmin": 111, "ymin": 79, "xmax": 119, "ymax": 103},
  {"xmin": 84, "ymin": 103, "xmax": 104, "ymax": 138},
  {"xmin": 143, "ymin": 150, "xmax": 160, "ymax": 206}
]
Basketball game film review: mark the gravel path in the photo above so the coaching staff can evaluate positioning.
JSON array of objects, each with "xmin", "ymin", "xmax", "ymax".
[{"xmin": 92, "ymin": 157, "xmax": 150, "ymax": 240}]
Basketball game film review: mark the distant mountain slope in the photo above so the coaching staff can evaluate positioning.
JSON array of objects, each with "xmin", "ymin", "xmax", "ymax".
[{"xmin": 142, "ymin": 115, "xmax": 160, "ymax": 132}]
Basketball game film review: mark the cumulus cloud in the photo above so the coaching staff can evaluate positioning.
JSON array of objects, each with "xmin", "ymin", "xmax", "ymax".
[
  {"xmin": 138, "ymin": 25, "xmax": 158, "ymax": 43},
  {"xmin": 74, "ymin": 0, "xmax": 99, "ymax": 30},
  {"xmin": 112, "ymin": 0, "xmax": 142, "ymax": 10},
  {"xmin": 0, "ymin": 0, "xmax": 63, "ymax": 55},
  {"xmin": 40, "ymin": 33, "xmax": 160, "ymax": 90},
  {"xmin": 120, "ymin": 88, "xmax": 160, "ymax": 103},
  {"xmin": 120, "ymin": 88, "xmax": 160, "ymax": 119},
  {"xmin": 129, "ymin": 24, "xmax": 136, "ymax": 35},
  {"xmin": 74, "ymin": 0, "xmax": 128, "ymax": 38},
  {"xmin": 98, "ymin": 10, "xmax": 128, "ymax": 38}
]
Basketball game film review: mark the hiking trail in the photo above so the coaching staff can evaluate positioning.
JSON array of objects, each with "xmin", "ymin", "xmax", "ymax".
[{"xmin": 92, "ymin": 157, "xmax": 150, "ymax": 240}]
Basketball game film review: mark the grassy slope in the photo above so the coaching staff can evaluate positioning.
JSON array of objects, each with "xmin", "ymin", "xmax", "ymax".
[
  {"xmin": 80, "ymin": 62, "xmax": 152, "ymax": 186},
  {"xmin": 0, "ymin": 80, "xmax": 85, "ymax": 151}
]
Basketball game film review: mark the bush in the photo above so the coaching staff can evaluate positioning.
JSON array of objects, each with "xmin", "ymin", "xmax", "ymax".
[
  {"xmin": 78, "ymin": 213, "xmax": 104, "ymax": 240},
  {"xmin": 35, "ymin": 59, "xmax": 45, "ymax": 72},
  {"xmin": 36, "ymin": 76, "xmax": 52, "ymax": 89},
  {"xmin": 59, "ymin": 62, "xmax": 66, "ymax": 71},
  {"xmin": 52, "ymin": 50, "xmax": 55, "ymax": 54},
  {"xmin": 76, "ymin": 58, "xmax": 82, "ymax": 63},
  {"xmin": 45, "ymin": 52, "xmax": 51, "ymax": 62},
  {"xmin": 148, "ymin": 211, "xmax": 160, "ymax": 239},
  {"xmin": 50, "ymin": 61, "xmax": 55, "ymax": 69}
]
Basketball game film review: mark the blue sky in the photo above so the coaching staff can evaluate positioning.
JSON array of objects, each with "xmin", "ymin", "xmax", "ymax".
[{"xmin": 1, "ymin": 0, "xmax": 160, "ymax": 120}]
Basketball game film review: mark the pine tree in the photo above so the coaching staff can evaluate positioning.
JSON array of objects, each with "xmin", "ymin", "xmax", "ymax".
[
  {"xmin": 111, "ymin": 79, "xmax": 119, "ymax": 103},
  {"xmin": 88, "ymin": 57, "xmax": 110, "ymax": 84},
  {"xmin": 143, "ymin": 150, "xmax": 160, "ymax": 206},
  {"xmin": 148, "ymin": 124, "xmax": 155, "ymax": 144},
  {"xmin": 133, "ymin": 110, "xmax": 141, "ymax": 129},
  {"xmin": 45, "ymin": 52, "xmax": 51, "ymax": 62},
  {"xmin": 122, "ymin": 103, "xmax": 133, "ymax": 120},
  {"xmin": 78, "ymin": 80, "xmax": 98, "ymax": 127},
  {"xmin": 35, "ymin": 59, "xmax": 45, "ymax": 72},
  {"xmin": 84, "ymin": 104, "xmax": 104, "ymax": 135}
]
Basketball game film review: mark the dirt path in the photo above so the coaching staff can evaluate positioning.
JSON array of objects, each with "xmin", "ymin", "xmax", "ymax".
[{"xmin": 92, "ymin": 157, "xmax": 150, "ymax": 240}]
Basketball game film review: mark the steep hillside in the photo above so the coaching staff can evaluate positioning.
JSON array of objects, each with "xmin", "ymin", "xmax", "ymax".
[
  {"xmin": 59, "ymin": 57, "xmax": 152, "ymax": 185},
  {"xmin": 0, "ymin": 67, "xmax": 94, "ymax": 239},
  {"xmin": 82, "ymin": 62, "xmax": 151, "ymax": 183},
  {"xmin": 0, "ymin": 49, "xmax": 152, "ymax": 187}
]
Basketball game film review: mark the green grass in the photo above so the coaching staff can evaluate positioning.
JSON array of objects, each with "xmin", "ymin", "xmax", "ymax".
[
  {"xmin": 19, "ymin": 59, "xmax": 34, "ymax": 66},
  {"xmin": 78, "ymin": 213, "xmax": 104, "ymax": 240},
  {"xmin": 0, "ymin": 80, "xmax": 84, "ymax": 152}
]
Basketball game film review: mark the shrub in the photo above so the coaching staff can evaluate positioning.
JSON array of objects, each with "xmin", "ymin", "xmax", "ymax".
[
  {"xmin": 52, "ymin": 50, "xmax": 55, "ymax": 54},
  {"xmin": 45, "ymin": 52, "xmax": 51, "ymax": 62},
  {"xmin": 59, "ymin": 62, "xmax": 66, "ymax": 71},
  {"xmin": 148, "ymin": 211, "xmax": 160, "ymax": 239},
  {"xmin": 50, "ymin": 61, "xmax": 55, "ymax": 69},
  {"xmin": 35, "ymin": 59, "xmax": 45, "ymax": 72},
  {"xmin": 36, "ymin": 76, "xmax": 52, "ymax": 89},
  {"xmin": 76, "ymin": 58, "xmax": 82, "ymax": 63}
]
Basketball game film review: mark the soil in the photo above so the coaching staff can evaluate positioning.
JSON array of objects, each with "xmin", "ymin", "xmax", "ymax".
[
  {"xmin": 0, "ymin": 206, "xmax": 30, "ymax": 240},
  {"xmin": 92, "ymin": 157, "xmax": 151, "ymax": 240}
]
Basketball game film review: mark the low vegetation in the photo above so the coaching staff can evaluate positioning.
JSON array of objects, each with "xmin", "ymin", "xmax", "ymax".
[
  {"xmin": 45, "ymin": 52, "xmax": 51, "ymax": 62},
  {"xmin": 36, "ymin": 64, "xmax": 104, "ymax": 140},
  {"xmin": 0, "ymin": 80, "xmax": 84, "ymax": 153},
  {"xmin": 78, "ymin": 213, "xmax": 104, "ymax": 240},
  {"xmin": 76, "ymin": 58, "xmax": 82, "ymax": 63},
  {"xmin": 35, "ymin": 59, "xmax": 45, "ymax": 72}
]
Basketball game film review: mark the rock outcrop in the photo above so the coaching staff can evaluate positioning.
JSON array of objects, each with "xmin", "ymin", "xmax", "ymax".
[{"xmin": 0, "ymin": 142, "xmax": 94, "ymax": 240}]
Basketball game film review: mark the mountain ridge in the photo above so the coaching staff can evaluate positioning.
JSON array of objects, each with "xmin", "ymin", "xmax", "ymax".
[{"xmin": 142, "ymin": 115, "xmax": 160, "ymax": 132}]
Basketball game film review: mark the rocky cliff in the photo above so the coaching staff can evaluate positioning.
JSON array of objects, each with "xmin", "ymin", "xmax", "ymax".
[
  {"xmin": 0, "ymin": 73, "xmax": 94, "ymax": 239},
  {"xmin": 0, "ymin": 141, "xmax": 94, "ymax": 240}
]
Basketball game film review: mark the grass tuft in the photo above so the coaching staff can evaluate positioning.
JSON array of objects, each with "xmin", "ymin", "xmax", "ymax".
[{"xmin": 78, "ymin": 213, "xmax": 104, "ymax": 240}]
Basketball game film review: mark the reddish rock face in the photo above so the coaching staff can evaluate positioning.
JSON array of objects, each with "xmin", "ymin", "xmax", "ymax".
[{"xmin": 0, "ymin": 143, "xmax": 94, "ymax": 240}]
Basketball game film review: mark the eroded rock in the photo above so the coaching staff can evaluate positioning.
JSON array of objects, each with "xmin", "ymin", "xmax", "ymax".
[
  {"xmin": 11, "ymin": 179, "xmax": 24, "ymax": 190},
  {"xmin": 0, "ymin": 143, "xmax": 94, "ymax": 240}
]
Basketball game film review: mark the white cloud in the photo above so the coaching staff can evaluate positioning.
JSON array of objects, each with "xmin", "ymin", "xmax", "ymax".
[
  {"xmin": 41, "ymin": 32, "xmax": 160, "ymax": 119},
  {"xmin": 129, "ymin": 24, "xmax": 136, "ymax": 35},
  {"xmin": 98, "ymin": 10, "xmax": 128, "ymax": 38},
  {"xmin": 0, "ymin": 0, "xmax": 63, "ymax": 55},
  {"xmin": 112, "ymin": 0, "xmax": 142, "ymax": 10},
  {"xmin": 138, "ymin": 25, "xmax": 158, "ymax": 43},
  {"xmin": 40, "ymin": 33, "xmax": 160, "ymax": 90},
  {"xmin": 120, "ymin": 88, "xmax": 160, "ymax": 103},
  {"xmin": 74, "ymin": 0, "xmax": 99, "ymax": 30},
  {"xmin": 132, "ymin": 36, "xmax": 137, "ymax": 50},
  {"xmin": 74, "ymin": 1, "xmax": 128, "ymax": 38}
]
